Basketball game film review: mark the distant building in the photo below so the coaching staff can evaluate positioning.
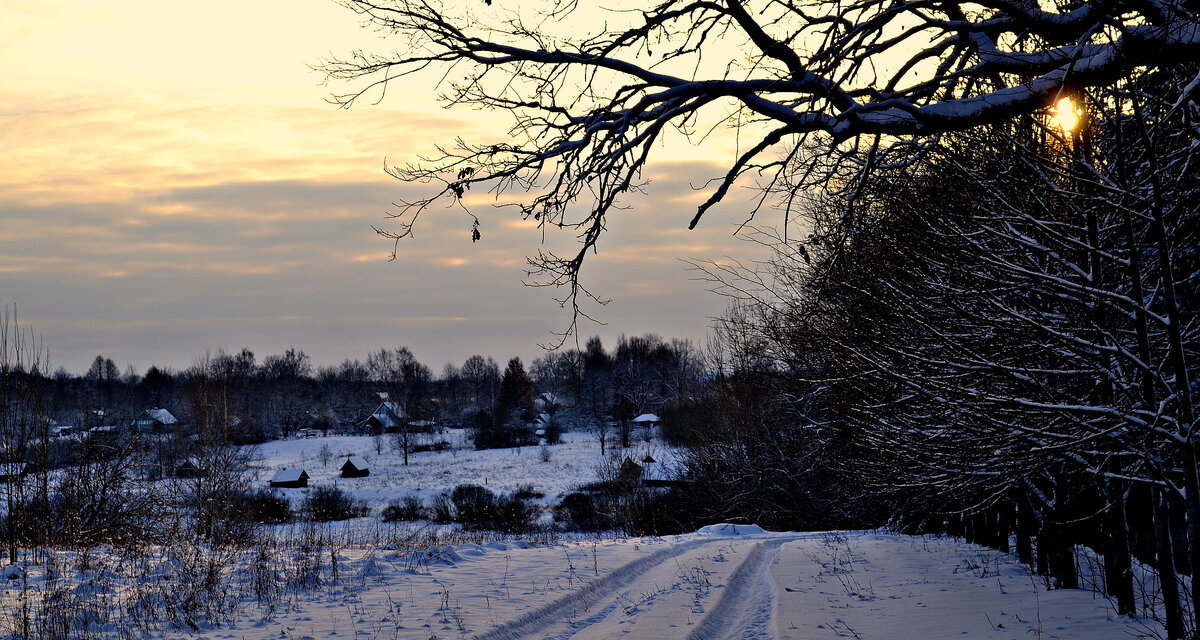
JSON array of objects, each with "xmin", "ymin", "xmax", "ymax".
[
  {"xmin": 136, "ymin": 408, "xmax": 178, "ymax": 433},
  {"xmin": 620, "ymin": 456, "xmax": 643, "ymax": 482},
  {"xmin": 340, "ymin": 457, "xmax": 370, "ymax": 478},
  {"xmin": 270, "ymin": 468, "xmax": 310, "ymax": 488},
  {"xmin": 0, "ymin": 463, "xmax": 29, "ymax": 483},
  {"xmin": 364, "ymin": 402, "xmax": 407, "ymax": 433},
  {"xmin": 175, "ymin": 459, "xmax": 207, "ymax": 479}
]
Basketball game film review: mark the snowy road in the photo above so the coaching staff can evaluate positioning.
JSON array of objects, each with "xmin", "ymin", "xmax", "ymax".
[{"xmin": 2, "ymin": 529, "xmax": 1158, "ymax": 639}]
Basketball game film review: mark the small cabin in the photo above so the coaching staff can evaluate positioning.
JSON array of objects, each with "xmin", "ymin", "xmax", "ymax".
[
  {"xmin": 340, "ymin": 457, "xmax": 370, "ymax": 478},
  {"xmin": 620, "ymin": 456, "xmax": 643, "ymax": 482},
  {"xmin": 270, "ymin": 468, "xmax": 310, "ymax": 488},
  {"xmin": 175, "ymin": 459, "xmax": 208, "ymax": 479}
]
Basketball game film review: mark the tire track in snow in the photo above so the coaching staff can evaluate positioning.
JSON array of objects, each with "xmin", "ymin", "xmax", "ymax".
[
  {"xmin": 684, "ymin": 538, "xmax": 791, "ymax": 640},
  {"xmin": 473, "ymin": 538, "xmax": 714, "ymax": 640}
]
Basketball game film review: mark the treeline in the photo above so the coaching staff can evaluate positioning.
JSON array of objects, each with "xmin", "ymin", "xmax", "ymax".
[
  {"xmin": 699, "ymin": 70, "xmax": 1200, "ymax": 633},
  {"xmin": 3, "ymin": 337, "xmax": 705, "ymax": 449}
]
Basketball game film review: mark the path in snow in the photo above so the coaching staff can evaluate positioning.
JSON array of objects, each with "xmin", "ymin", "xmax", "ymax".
[
  {"xmin": 685, "ymin": 538, "xmax": 789, "ymax": 640},
  {"xmin": 6, "ymin": 530, "xmax": 1156, "ymax": 639}
]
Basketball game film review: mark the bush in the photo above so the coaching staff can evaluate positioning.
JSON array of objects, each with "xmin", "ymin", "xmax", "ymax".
[
  {"xmin": 410, "ymin": 440, "xmax": 450, "ymax": 453},
  {"xmin": 554, "ymin": 491, "xmax": 611, "ymax": 531},
  {"xmin": 494, "ymin": 493, "xmax": 539, "ymax": 533},
  {"xmin": 445, "ymin": 483, "xmax": 540, "ymax": 531},
  {"xmin": 236, "ymin": 489, "xmax": 293, "ymax": 524},
  {"xmin": 450, "ymin": 484, "xmax": 496, "ymax": 526},
  {"xmin": 303, "ymin": 485, "xmax": 369, "ymax": 522},
  {"xmin": 513, "ymin": 484, "xmax": 544, "ymax": 500},
  {"xmin": 380, "ymin": 494, "xmax": 425, "ymax": 522},
  {"xmin": 429, "ymin": 494, "xmax": 455, "ymax": 523}
]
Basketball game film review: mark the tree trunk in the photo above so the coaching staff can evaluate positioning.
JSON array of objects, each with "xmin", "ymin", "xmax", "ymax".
[
  {"xmin": 1155, "ymin": 487, "xmax": 1185, "ymax": 639},
  {"xmin": 1104, "ymin": 480, "xmax": 1135, "ymax": 615},
  {"xmin": 1016, "ymin": 490, "xmax": 1034, "ymax": 566}
]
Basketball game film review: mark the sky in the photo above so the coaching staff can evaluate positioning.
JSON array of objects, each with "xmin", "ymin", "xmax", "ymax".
[{"xmin": 1, "ymin": 0, "xmax": 776, "ymax": 375}]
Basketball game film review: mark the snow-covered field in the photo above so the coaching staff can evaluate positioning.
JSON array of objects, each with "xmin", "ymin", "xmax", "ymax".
[
  {"xmin": 0, "ymin": 432, "xmax": 1166, "ymax": 638},
  {"xmin": 251, "ymin": 429, "xmax": 662, "ymax": 517}
]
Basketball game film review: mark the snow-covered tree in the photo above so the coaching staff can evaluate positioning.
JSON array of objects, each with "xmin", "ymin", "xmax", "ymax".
[{"xmin": 324, "ymin": 0, "xmax": 1200, "ymax": 326}]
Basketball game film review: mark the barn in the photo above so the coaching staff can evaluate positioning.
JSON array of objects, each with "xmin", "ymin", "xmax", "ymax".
[{"xmin": 340, "ymin": 457, "xmax": 370, "ymax": 478}]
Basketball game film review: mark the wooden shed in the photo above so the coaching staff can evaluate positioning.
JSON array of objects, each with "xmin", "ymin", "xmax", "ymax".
[
  {"xmin": 270, "ymin": 468, "xmax": 310, "ymax": 488},
  {"xmin": 620, "ymin": 456, "xmax": 643, "ymax": 482},
  {"xmin": 175, "ymin": 459, "xmax": 208, "ymax": 479},
  {"xmin": 340, "ymin": 457, "xmax": 370, "ymax": 478}
]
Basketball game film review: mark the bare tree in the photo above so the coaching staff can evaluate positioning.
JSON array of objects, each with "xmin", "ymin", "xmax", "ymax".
[
  {"xmin": 0, "ymin": 305, "xmax": 47, "ymax": 563},
  {"xmin": 323, "ymin": 0, "xmax": 1200, "ymax": 329}
]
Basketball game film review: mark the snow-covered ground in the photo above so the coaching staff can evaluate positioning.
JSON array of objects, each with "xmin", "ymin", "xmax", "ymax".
[
  {"xmin": 250, "ymin": 429, "xmax": 665, "ymax": 516},
  {"xmin": 0, "ymin": 527, "xmax": 1160, "ymax": 639},
  {"xmin": 0, "ymin": 432, "xmax": 1166, "ymax": 638}
]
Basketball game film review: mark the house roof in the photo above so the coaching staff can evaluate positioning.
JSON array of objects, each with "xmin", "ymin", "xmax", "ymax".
[
  {"xmin": 145, "ymin": 408, "xmax": 178, "ymax": 424},
  {"xmin": 632, "ymin": 413, "xmax": 661, "ymax": 423},
  {"xmin": 342, "ymin": 457, "xmax": 369, "ymax": 471},
  {"xmin": 271, "ymin": 468, "xmax": 309, "ymax": 483},
  {"xmin": 369, "ymin": 402, "xmax": 407, "ymax": 427}
]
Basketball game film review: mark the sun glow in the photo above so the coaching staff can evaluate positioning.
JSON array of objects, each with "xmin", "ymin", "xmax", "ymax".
[{"xmin": 1051, "ymin": 97, "xmax": 1080, "ymax": 132}]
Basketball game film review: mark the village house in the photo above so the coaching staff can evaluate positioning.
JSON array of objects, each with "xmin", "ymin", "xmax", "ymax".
[{"xmin": 136, "ymin": 408, "xmax": 178, "ymax": 433}]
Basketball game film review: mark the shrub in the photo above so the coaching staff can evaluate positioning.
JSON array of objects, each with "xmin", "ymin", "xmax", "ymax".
[
  {"xmin": 380, "ymin": 494, "xmax": 425, "ymax": 522},
  {"xmin": 410, "ymin": 440, "xmax": 450, "ymax": 453},
  {"xmin": 450, "ymin": 484, "xmax": 496, "ymax": 526},
  {"xmin": 429, "ymin": 494, "xmax": 455, "ymax": 523},
  {"xmin": 445, "ymin": 483, "xmax": 540, "ymax": 531},
  {"xmin": 494, "ymin": 493, "xmax": 539, "ymax": 533},
  {"xmin": 303, "ymin": 485, "xmax": 369, "ymax": 522},
  {"xmin": 513, "ymin": 484, "xmax": 544, "ymax": 500},
  {"xmin": 554, "ymin": 491, "xmax": 611, "ymax": 531},
  {"xmin": 236, "ymin": 489, "xmax": 292, "ymax": 524}
]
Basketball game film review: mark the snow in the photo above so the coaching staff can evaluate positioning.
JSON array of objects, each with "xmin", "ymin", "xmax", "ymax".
[
  {"xmin": 0, "ymin": 431, "xmax": 1166, "ymax": 638},
  {"xmin": 250, "ymin": 430, "xmax": 653, "ymax": 512},
  {"xmin": 146, "ymin": 408, "xmax": 177, "ymax": 425},
  {"xmin": 697, "ymin": 523, "xmax": 766, "ymax": 536},
  {"xmin": 270, "ymin": 468, "xmax": 308, "ymax": 484},
  {"xmin": 0, "ymin": 529, "xmax": 1160, "ymax": 639}
]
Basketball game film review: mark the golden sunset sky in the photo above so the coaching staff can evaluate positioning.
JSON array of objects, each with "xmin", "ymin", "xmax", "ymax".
[{"xmin": 1, "ymin": 0, "xmax": 772, "ymax": 373}]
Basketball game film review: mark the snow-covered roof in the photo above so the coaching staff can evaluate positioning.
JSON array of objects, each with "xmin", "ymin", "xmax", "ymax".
[
  {"xmin": 632, "ymin": 413, "xmax": 661, "ymax": 423},
  {"xmin": 271, "ymin": 468, "xmax": 308, "ymax": 483},
  {"xmin": 370, "ymin": 402, "xmax": 406, "ymax": 427},
  {"xmin": 145, "ymin": 408, "xmax": 177, "ymax": 424},
  {"xmin": 342, "ymin": 457, "xmax": 369, "ymax": 471}
]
